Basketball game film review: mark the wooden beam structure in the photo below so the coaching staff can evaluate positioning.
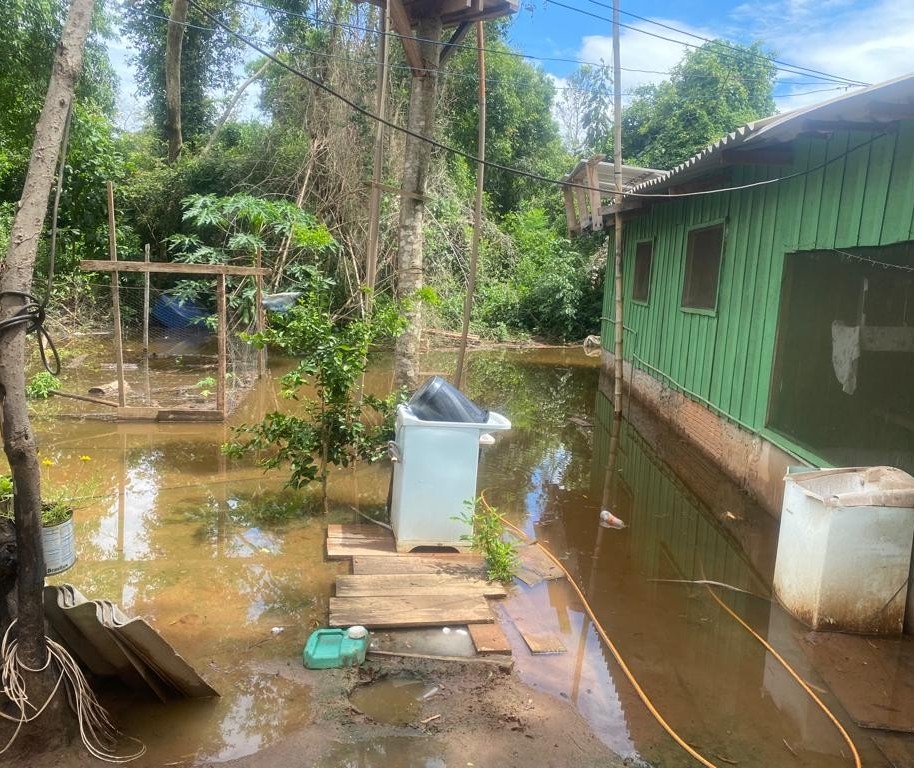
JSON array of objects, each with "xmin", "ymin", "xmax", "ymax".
[
  {"xmin": 106, "ymin": 182, "xmax": 127, "ymax": 408},
  {"xmin": 563, "ymin": 186, "xmax": 579, "ymax": 236},
  {"xmin": 585, "ymin": 158, "xmax": 603, "ymax": 232},
  {"xmin": 388, "ymin": 0, "xmax": 423, "ymax": 74},
  {"xmin": 438, "ymin": 20, "xmax": 471, "ymax": 66},
  {"xmin": 80, "ymin": 260, "xmax": 270, "ymax": 277}
]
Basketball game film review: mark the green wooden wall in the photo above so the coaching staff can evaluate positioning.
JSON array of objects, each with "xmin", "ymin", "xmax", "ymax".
[{"xmin": 602, "ymin": 122, "xmax": 914, "ymax": 452}]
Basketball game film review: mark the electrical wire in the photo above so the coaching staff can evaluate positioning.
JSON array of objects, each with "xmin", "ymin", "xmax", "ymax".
[
  {"xmin": 546, "ymin": 0, "xmax": 868, "ymax": 87},
  {"xmin": 136, "ymin": 10, "xmax": 849, "ymax": 98},
  {"xmin": 184, "ymin": 1, "xmax": 892, "ymax": 202},
  {"xmin": 230, "ymin": 0, "xmax": 844, "ymax": 86},
  {"xmin": 0, "ymin": 104, "xmax": 70, "ymax": 376},
  {"xmin": 0, "ymin": 621, "xmax": 146, "ymax": 762},
  {"xmin": 578, "ymin": 0, "xmax": 869, "ymax": 87}
]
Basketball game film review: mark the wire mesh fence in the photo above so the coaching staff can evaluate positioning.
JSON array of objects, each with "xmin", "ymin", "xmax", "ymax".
[{"xmin": 51, "ymin": 277, "xmax": 261, "ymax": 416}]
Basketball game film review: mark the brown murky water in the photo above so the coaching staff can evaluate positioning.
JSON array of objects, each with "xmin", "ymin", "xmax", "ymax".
[{"xmin": 16, "ymin": 346, "xmax": 898, "ymax": 766}]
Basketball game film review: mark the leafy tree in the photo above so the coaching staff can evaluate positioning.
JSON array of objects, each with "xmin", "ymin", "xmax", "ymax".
[
  {"xmin": 0, "ymin": 0, "xmax": 120, "ymax": 260},
  {"xmin": 620, "ymin": 40, "xmax": 777, "ymax": 169},
  {"xmin": 120, "ymin": 0, "xmax": 242, "ymax": 148},
  {"xmin": 223, "ymin": 289, "xmax": 405, "ymax": 512},
  {"xmin": 442, "ymin": 31, "xmax": 569, "ymax": 214}
]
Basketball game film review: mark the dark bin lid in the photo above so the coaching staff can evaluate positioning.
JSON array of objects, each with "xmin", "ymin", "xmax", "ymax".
[{"xmin": 408, "ymin": 376, "xmax": 489, "ymax": 423}]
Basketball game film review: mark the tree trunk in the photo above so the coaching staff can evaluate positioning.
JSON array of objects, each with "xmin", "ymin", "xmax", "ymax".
[
  {"xmin": 0, "ymin": 0, "xmax": 93, "ymax": 750},
  {"xmin": 393, "ymin": 17, "xmax": 442, "ymax": 392},
  {"xmin": 201, "ymin": 56, "xmax": 272, "ymax": 157},
  {"xmin": 165, "ymin": 0, "xmax": 188, "ymax": 163}
]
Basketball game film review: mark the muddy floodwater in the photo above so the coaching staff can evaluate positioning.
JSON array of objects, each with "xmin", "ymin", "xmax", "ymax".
[{"xmin": 23, "ymin": 346, "xmax": 900, "ymax": 766}]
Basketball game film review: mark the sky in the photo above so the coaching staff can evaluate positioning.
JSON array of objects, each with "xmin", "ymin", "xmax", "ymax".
[
  {"xmin": 108, "ymin": 0, "xmax": 914, "ymax": 131},
  {"xmin": 508, "ymin": 0, "xmax": 914, "ymax": 111}
]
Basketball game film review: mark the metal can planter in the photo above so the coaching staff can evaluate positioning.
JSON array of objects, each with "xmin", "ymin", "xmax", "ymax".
[{"xmin": 42, "ymin": 513, "xmax": 77, "ymax": 576}]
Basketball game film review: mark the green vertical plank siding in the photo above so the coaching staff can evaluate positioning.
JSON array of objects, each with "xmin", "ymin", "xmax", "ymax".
[
  {"xmin": 858, "ymin": 131, "xmax": 897, "ymax": 245},
  {"xmin": 834, "ymin": 133, "xmax": 871, "ymax": 247},
  {"xmin": 881, "ymin": 122, "xmax": 914, "ymax": 244},
  {"xmin": 603, "ymin": 122, "xmax": 914, "ymax": 443}
]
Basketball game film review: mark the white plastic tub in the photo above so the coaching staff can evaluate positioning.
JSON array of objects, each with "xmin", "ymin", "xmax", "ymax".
[
  {"xmin": 389, "ymin": 405, "xmax": 511, "ymax": 552},
  {"xmin": 774, "ymin": 466, "xmax": 914, "ymax": 634}
]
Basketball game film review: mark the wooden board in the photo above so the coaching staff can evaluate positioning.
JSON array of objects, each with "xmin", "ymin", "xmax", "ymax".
[
  {"xmin": 336, "ymin": 574, "xmax": 506, "ymax": 598},
  {"xmin": 516, "ymin": 626, "xmax": 567, "ymax": 655},
  {"xmin": 81, "ymin": 259, "xmax": 270, "ymax": 277},
  {"xmin": 329, "ymin": 595, "xmax": 494, "ymax": 628},
  {"xmin": 801, "ymin": 632, "xmax": 914, "ymax": 733},
  {"xmin": 468, "ymin": 623, "xmax": 512, "ymax": 655},
  {"xmin": 517, "ymin": 544, "xmax": 564, "ymax": 582},
  {"xmin": 352, "ymin": 554, "xmax": 487, "ymax": 577},
  {"xmin": 326, "ymin": 524, "xmax": 397, "ymax": 559}
]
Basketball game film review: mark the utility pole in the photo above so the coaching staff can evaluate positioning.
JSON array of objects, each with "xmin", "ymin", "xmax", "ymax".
[{"xmin": 611, "ymin": 0, "xmax": 624, "ymax": 416}]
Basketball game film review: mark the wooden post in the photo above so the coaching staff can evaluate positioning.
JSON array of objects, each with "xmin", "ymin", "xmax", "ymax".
[
  {"xmin": 107, "ymin": 181, "xmax": 126, "ymax": 408},
  {"xmin": 255, "ymin": 249, "xmax": 266, "ymax": 377},
  {"xmin": 143, "ymin": 243, "xmax": 151, "ymax": 405},
  {"xmin": 142, "ymin": 243, "xmax": 150, "ymax": 354},
  {"xmin": 365, "ymin": 2, "xmax": 390, "ymax": 315},
  {"xmin": 454, "ymin": 22, "xmax": 486, "ymax": 389},
  {"xmin": 216, "ymin": 274, "xmax": 227, "ymax": 413},
  {"xmin": 586, "ymin": 159, "xmax": 603, "ymax": 231},
  {"xmin": 611, "ymin": 0, "xmax": 624, "ymax": 416},
  {"xmin": 563, "ymin": 186, "xmax": 578, "ymax": 236},
  {"xmin": 574, "ymin": 184, "xmax": 589, "ymax": 230}
]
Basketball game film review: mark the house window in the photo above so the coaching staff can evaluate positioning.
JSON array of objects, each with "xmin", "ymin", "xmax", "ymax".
[
  {"xmin": 682, "ymin": 224, "xmax": 724, "ymax": 311},
  {"xmin": 632, "ymin": 241, "xmax": 653, "ymax": 303}
]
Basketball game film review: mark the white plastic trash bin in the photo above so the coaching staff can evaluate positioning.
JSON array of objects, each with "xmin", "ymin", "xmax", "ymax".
[
  {"xmin": 773, "ymin": 466, "xmax": 914, "ymax": 635},
  {"xmin": 389, "ymin": 384, "xmax": 510, "ymax": 552}
]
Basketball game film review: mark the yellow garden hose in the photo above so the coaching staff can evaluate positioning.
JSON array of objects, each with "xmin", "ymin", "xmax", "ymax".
[{"xmin": 481, "ymin": 492, "xmax": 861, "ymax": 768}]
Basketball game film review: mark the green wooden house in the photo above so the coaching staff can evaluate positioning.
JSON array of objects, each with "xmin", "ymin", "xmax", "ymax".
[{"xmin": 567, "ymin": 73, "xmax": 914, "ymax": 513}]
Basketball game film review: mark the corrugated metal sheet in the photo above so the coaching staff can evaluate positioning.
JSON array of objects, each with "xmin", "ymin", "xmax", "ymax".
[{"xmin": 630, "ymin": 72, "xmax": 914, "ymax": 194}]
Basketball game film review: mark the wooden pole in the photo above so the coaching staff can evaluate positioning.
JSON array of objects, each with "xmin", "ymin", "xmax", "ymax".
[
  {"xmin": 365, "ymin": 2, "xmax": 390, "ymax": 315},
  {"xmin": 142, "ymin": 243, "xmax": 150, "ymax": 354},
  {"xmin": 454, "ymin": 22, "xmax": 486, "ymax": 389},
  {"xmin": 216, "ymin": 274, "xmax": 227, "ymax": 414},
  {"xmin": 255, "ymin": 248, "xmax": 266, "ymax": 377},
  {"xmin": 611, "ymin": 0, "xmax": 624, "ymax": 417},
  {"xmin": 107, "ymin": 181, "xmax": 126, "ymax": 408}
]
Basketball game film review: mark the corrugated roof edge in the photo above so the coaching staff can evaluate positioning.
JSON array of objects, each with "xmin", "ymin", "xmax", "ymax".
[{"xmin": 627, "ymin": 71, "xmax": 914, "ymax": 195}]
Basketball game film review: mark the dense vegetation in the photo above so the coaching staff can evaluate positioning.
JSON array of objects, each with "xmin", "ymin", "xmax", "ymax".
[{"xmin": 0, "ymin": 0, "xmax": 778, "ymax": 343}]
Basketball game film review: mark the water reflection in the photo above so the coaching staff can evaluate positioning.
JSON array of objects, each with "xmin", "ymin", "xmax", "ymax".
[
  {"xmin": 474, "ymin": 354, "xmax": 886, "ymax": 767},
  {"xmin": 12, "ymin": 346, "xmax": 897, "ymax": 766}
]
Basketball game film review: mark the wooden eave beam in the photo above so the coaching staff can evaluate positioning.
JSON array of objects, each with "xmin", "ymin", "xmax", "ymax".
[
  {"xmin": 720, "ymin": 145, "xmax": 794, "ymax": 166},
  {"xmin": 388, "ymin": 0, "xmax": 424, "ymax": 75},
  {"xmin": 439, "ymin": 21, "xmax": 471, "ymax": 67}
]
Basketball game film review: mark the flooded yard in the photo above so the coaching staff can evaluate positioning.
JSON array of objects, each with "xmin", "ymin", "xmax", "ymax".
[{"xmin": 20, "ymin": 346, "xmax": 910, "ymax": 766}]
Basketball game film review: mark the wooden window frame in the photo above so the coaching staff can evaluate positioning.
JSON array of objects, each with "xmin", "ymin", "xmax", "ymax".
[
  {"xmin": 632, "ymin": 239, "xmax": 654, "ymax": 305},
  {"xmin": 681, "ymin": 221, "xmax": 725, "ymax": 315}
]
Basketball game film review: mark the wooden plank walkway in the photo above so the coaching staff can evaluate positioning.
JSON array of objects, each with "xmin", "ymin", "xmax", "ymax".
[
  {"xmin": 329, "ymin": 595, "xmax": 494, "ymax": 628},
  {"xmin": 336, "ymin": 573, "xmax": 506, "ymax": 598},
  {"xmin": 326, "ymin": 524, "xmax": 509, "ymax": 646}
]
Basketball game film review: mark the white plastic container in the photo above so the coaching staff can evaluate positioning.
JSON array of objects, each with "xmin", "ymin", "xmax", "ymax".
[
  {"xmin": 389, "ymin": 405, "xmax": 511, "ymax": 552},
  {"xmin": 774, "ymin": 466, "xmax": 914, "ymax": 634}
]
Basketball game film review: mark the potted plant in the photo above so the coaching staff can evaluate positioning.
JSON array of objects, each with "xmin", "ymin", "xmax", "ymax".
[{"xmin": 0, "ymin": 465, "xmax": 96, "ymax": 576}]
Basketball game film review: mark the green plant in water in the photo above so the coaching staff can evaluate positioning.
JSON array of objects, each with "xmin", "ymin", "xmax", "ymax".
[
  {"xmin": 194, "ymin": 376, "xmax": 217, "ymax": 398},
  {"xmin": 26, "ymin": 371, "xmax": 61, "ymax": 399},
  {"xmin": 222, "ymin": 286, "xmax": 405, "ymax": 512},
  {"xmin": 456, "ymin": 498, "xmax": 519, "ymax": 583}
]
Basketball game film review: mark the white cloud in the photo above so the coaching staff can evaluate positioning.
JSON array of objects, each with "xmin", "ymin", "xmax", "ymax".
[{"xmin": 578, "ymin": 18, "xmax": 718, "ymax": 95}]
